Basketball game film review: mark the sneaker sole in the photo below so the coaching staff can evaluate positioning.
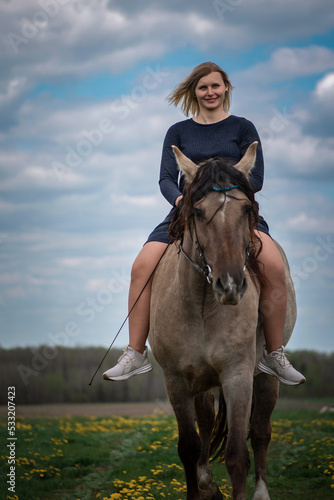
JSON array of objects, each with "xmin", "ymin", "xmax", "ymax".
[
  {"xmin": 103, "ymin": 363, "xmax": 153, "ymax": 381},
  {"xmin": 258, "ymin": 362, "xmax": 306, "ymax": 386}
]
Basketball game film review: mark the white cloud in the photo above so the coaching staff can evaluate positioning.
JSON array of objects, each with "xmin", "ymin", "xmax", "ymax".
[
  {"xmin": 266, "ymin": 134, "xmax": 331, "ymax": 177},
  {"xmin": 287, "ymin": 213, "xmax": 334, "ymax": 234},
  {"xmin": 84, "ymin": 278, "xmax": 111, "ymax": 293},
  {"xmin": 2, "ymin": 0, "xmax": 333, "ymax": 89},
  {"xmin": 0, "ymin": 77, "xmax": 27, "ymax": 105},
  {"xmin": 0, "ymin": 273, "xmax": 21, "ymax": 284},
  {"xmin": 314, "ymin": 72, "xmax": 334, "ymax": 102},
  {"xmin": 236, "ymin": 45, "xmax": 334, "ymax": 86},
  {"xmin": 110, "ymin": 193, "xmax": 163, "ymax": 211},
  {"xmin": 0, "ymin": 0, "xmax": 333, "ymax": 350},
  {"xmin": 6, "ymin": 286, "xmax": 26, "ymax": 299},
  {"xmin": 291, "ymin": 71, "xmax": 334, "ymax": 139},
  {"xmin": 271, "ymin": 46, "xmax": 334, "ymax": 78}
]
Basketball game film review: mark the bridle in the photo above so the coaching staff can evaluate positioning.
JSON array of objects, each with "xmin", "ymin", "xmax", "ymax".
[
  {"xmin": 179, "ymin": 228, "xmax": 214, "ymax": 283},
  {"xmin": 178, "ymin": 185, "xmax": 251, "ymax": 284}
]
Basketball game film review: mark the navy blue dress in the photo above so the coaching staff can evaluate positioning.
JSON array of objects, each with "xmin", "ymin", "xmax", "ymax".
[{"xmin": 146, "ymin": 115, "xmax": 269, "ymax": 244}]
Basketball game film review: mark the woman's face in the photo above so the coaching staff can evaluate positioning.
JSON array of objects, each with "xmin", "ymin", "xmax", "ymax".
[{"xmin": 194, "ymin": 71, "xmax": 228, "ymax": 113}]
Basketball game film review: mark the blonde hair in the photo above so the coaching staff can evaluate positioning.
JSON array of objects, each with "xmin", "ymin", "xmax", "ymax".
[{"xmin": 167, "ymin": 62, "xmax": 233, "ymax": 117}]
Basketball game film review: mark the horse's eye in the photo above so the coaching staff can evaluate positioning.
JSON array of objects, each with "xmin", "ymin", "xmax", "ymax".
[
  {"xmin": 193, "ymin": 208, "xmax": 205, "ymax": 221},
  {"xmin": 244, "ymin": 205, "xmax": 252, "ymax": 216}
]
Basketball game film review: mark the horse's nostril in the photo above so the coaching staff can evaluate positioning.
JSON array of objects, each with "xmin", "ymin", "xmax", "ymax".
[
  {"xmin": 215, "ymin": 278, "xmax": 225, "ymax": 294},
  {"xmin": 215, "ymin": 274, "xmax": 235, "ymax": 295},
  {"xmin": 214, "ymin": 274, "xmax": 248, "ymax": 303}
]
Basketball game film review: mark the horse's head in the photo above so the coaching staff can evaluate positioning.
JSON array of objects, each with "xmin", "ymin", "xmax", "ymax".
[{"xmin": 170, "ymin": 142, "xmax": 260, "ymax": 305}]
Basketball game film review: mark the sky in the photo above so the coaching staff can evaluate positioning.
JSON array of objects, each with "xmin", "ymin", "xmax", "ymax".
[{"xmin": 0, "ymin": 0, "xmax": 334, "ymax": 355}]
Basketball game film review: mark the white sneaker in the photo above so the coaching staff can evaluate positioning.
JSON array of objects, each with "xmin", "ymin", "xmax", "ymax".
[
  {"xmin": 103, "ymin": 346, "xmax": 152, "ymax": 381},
  {"xmin": 258, "ymin": 346, "xmax": 306, "ymax": 386}
]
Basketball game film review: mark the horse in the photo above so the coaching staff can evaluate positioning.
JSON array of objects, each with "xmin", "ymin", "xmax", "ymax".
[{"xmin": 148, "ymin": 142, "xmax": 297, "ymax": 500}]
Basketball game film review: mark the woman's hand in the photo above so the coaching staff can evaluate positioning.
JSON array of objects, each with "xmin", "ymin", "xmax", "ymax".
[{"xmin": 175, "ymin": 195, "xmax": 183, "ymax": 207}]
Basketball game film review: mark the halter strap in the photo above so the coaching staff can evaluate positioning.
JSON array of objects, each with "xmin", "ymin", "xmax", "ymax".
[
  {"xmin": 179, "ymin": 186, "xmax": 249, "ymax": 284},
  {"xmin": 178, "ymin": 241, "xmax": 212, "ymax": 283},
  {"xmin": 178, "ymin": 184, "xmax": 250, "ymax": 283},
  {"xmin": 179, "ymin": 236, "xmax": 251, "ymax": 284}
]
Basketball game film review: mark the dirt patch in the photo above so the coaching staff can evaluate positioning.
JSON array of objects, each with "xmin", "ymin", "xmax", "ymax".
[{"xmin": 0, "ymin": 399, "xmax": 331, "ymax": 418}]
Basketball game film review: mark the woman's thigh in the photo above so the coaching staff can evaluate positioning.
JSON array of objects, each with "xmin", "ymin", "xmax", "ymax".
[
  {"xmin": 255, "ymin": 230, "xmax": 285, "ymax": 278},
  {"xmin": 132, "ymin": 241, "xmax": 169, "ymax": 280}
]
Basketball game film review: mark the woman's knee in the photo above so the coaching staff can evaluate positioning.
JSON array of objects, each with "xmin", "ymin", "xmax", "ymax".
[
  {"xmin": 131, "ymin": 242, "xmax": 166, "ymax": 283},
  {"xmin": 258, "ymin": 237, "xmax": 285, "ymax": 284},
  {"xmin": 262, "ymin": 252, "xmax": 286, "ymax": 289},
  {"xmin": 131, "ymin": 255, "xmax": 149, "ymax": 282}
]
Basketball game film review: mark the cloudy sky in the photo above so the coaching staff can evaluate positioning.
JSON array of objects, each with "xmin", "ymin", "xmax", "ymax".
[{"xmin": 1, "ymin": 0, "xmax": 333, "ymax": 355}]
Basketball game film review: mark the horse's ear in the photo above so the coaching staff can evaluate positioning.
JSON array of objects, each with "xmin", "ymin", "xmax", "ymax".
[
  {"xmin": 171, "ymin": 145, "xmax": 198, "ymax": 182},
  {"xmin": 234, "ymin": 141, "xmax": 258, "ymax": 178}
]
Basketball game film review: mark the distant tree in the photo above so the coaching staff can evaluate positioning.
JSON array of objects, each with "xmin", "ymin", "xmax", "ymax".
[
  {"xmin": 0, "ymin": 347, "xmax": 333, "ymax": 405},
  {"xmin": 0, "ymin": 346, "xmax": 167, "ymax": 405}
]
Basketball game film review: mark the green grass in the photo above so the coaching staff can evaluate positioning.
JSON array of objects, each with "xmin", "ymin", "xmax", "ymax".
[{"xmin": 1, "ymin": 406, "xmax": 333, "ymax": 500}]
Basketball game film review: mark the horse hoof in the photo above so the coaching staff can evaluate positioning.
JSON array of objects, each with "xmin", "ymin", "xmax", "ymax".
[{"xmin": 199, "ymin": 483, "xmax": 224, "ymax": 500}]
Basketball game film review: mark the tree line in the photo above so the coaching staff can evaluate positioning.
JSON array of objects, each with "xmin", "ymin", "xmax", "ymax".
[{"xmin": 0, "ymin": 346, "xmax": 333, "ymax": 405}]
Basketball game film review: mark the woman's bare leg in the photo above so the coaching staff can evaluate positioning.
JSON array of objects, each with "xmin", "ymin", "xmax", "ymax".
[
  {"xmin": 255, "ymin": 231, "xmax": 287, "ymax": 353},
  {"xmin": 256, "ymin": 231, "xmax": 305, "ymax": 385},
  {"xmin": 128, "ymin": 241, "xmax": 169, "ymax": 353},
  {"xmin": 103, "ymin": 241, "xmax": 169, "ymax": 381}
]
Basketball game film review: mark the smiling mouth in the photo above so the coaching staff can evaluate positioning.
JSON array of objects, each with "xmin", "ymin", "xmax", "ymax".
[{"xmin": 205, "ymin": 98, "xmax": 217, "ymax": 102}]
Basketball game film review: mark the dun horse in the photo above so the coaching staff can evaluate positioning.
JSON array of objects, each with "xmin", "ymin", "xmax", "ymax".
[{"xmin": 149, "ymin": 142, "xmax": 297, "ymax": 500}]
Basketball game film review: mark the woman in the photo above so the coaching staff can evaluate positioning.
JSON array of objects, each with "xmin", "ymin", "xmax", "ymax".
[{"xmin": 103, "ymin": 62, "xmax": 305, "ymax": 386}]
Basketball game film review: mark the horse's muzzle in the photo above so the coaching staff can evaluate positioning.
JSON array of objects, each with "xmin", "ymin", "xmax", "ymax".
[{"xmin": 213, "ymin": 274, "xmax": 248, "ymax": 305}]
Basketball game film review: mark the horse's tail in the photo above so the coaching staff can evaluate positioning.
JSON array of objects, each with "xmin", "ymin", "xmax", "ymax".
[{"xmin": 210, "ymin": 388, "xmax": 228, "ymax": 462}]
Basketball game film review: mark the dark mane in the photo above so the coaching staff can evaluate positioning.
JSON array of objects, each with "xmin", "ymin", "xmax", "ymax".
[{"xmin": 169, "ymin": 156, "xmax": 264, "ymax": 285}]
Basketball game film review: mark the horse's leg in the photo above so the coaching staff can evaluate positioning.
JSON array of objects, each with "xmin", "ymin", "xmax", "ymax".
[
  {"xmin": 194, "ymin": 391, "xmax": 224, "ymax": 500},
  {"xmin": 250, "ymin": 372, "xmax": 279, "ymax": 500},
  {"xmin": 223, "ymin": 375, "xmax": 253, "ymax": 500},
  {"xmin": 165, "ymin": 376, "xmax": 203, "ymax": 500}
]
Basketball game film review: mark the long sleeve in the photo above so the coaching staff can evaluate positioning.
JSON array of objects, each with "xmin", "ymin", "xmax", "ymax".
[
  {"xmin": 159, "ymin": 125, "xmax": 183, "ymax": 206},
  {"xmin": 239, "ymin": 120, "xmax": 264, "ymax": 194},
  {"xmin": 158, "ymin": 116, "xmax": 265, "ymax": 205}
]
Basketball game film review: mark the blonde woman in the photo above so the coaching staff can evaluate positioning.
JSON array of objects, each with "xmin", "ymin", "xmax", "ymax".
[{"xmin": 103, "ymin": 62, "xmax": 305, "ymax": 386}]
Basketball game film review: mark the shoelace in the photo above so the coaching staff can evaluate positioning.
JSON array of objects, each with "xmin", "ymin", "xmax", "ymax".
[
  {"xmin": 271, "ymin": 349, "xmax": 291, "ymax": 368},
  {"xmin": 118, "ymin": 349, "xmax": 133, "ymax": 365}
]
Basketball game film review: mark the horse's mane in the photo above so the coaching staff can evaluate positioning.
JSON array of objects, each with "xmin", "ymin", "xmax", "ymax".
[{"xmin": 169, "ymin": 157, "xmax": 264, "ymax": 287}]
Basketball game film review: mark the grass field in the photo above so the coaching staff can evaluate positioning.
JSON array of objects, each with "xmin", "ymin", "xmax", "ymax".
[{"xmin": 1, "ymin": 404, "xmax": 334, "ymax": 500}]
